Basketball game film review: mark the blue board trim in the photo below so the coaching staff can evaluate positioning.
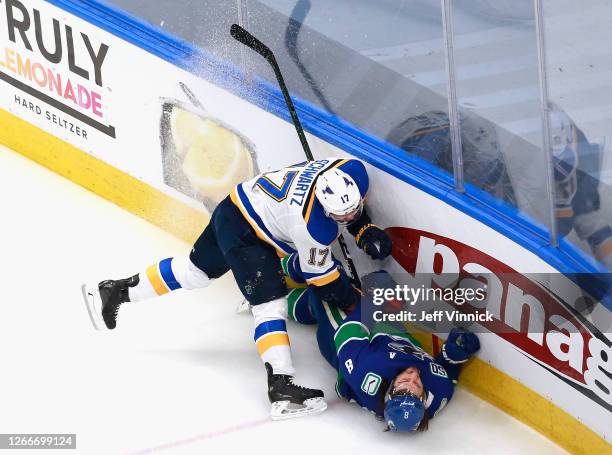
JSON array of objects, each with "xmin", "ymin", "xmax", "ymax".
[{"xmin": 45, "ymin": 0, "xmax": 611, "ymax": 303}]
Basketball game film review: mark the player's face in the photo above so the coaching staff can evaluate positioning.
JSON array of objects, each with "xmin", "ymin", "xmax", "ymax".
[
  {"xmin": 393, "ymin": 367, "xmax": 424, "ymax": 397},
  {"xmin": 330, "ymin": 201, "xmax": 363, "ymax": 225}
]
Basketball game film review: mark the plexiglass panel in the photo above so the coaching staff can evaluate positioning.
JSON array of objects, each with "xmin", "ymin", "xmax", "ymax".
[
  {"xmin": 246, "ymin": 0, "xmax": 453, "ymax": 173},
  {"xmin": 72, "ymin": 0, "xmax": 612, "ymax": 275},
  {"xmin": 450, "ymin": 0, "xmax": 554, "ymax": 230},
  {"xmin": 105, "ymin": 0, "xmax": 244, "ymax": 64},
  {"xmin": 105, "ymin": 1, "xmax": 455, "ymax": 174},
  {"xmin": 543, "ymin": 0, "xmax": 612, "ymax": 270}
]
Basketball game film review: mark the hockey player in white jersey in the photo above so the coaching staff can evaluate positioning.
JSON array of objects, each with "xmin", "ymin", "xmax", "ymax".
[
  {"xmin": 389, "ymin": 106, "xmax": 612, "ymax": 270},
  {"xmin": 548, "ymin": 104, "xmax": 612, "ymax": 270},
  {"xmin": 83, "ymin": 156, "xmax": 392, "ymax": 420}
]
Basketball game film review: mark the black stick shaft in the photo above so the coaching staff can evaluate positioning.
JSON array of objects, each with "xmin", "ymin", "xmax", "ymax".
[
  {"xmin": 270, "ymin": 58, "xmax": 313, "ymax": 160},
  {"xmin": 231, "ymin": 24, "xmax": 313, "ymax": 160},
  {"xmin": 231, "ymin": 23, "xmax": 361, "ymax": 289}
]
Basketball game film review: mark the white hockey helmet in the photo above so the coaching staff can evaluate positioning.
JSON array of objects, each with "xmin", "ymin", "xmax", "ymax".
[
  {"xmin": 549, "ymin": 104, "xmax": 579, "ymax": 206},
  {"xmin": 549, "ymin": 104, "xmax": 578, "ymax": 183},
  {"xmin": 315, "ymin": 168, "xmax": 363, "ymax": 225}
]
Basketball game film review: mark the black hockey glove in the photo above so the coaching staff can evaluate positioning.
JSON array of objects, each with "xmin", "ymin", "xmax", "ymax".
[
  {"xmin": 442, "ymin": 327, "xmax": 480, "ymax": 364},
  {"xmin": 314, "ymin": 267, "xmax": 361, "ymax": 312},
  {"xmin": 355, "ymin": 224, "xmax": 392, "ymax": 260}
]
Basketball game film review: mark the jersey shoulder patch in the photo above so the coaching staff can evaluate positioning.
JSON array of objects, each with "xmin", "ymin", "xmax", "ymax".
[{"xmin": 429, "ymin": 362, "xmax": 448, "ymax": 378}]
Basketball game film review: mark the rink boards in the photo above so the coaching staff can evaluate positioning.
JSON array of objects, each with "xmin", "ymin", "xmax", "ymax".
[{"xmin": 0, "ymin": 1, "xmax": 609, "ymax": 452}]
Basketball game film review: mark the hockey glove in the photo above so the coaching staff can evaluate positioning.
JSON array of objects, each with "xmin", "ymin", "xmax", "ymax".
[
  {"xmin": 356, "ymin": 224, "xmax": 392, "ymax": 260},
  {"xmin": 314, "ymin": 268, "xmax": 360, "ymax": 312},
  {"xmin": 442, "ymin": 327, "xmax": 480, "ymax": 364}
]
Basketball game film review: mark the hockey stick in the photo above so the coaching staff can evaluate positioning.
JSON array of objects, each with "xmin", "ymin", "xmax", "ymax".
[{"xmin": 230, "ymin": 24, "xmax": 362, "ymax": 289}]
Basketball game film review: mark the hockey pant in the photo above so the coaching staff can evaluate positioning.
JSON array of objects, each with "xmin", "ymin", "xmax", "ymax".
[{"xmin": 127, "ymin": 196, "xmax": 295, "ymax": 375}]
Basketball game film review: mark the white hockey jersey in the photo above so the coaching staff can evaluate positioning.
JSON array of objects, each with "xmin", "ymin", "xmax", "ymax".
[{"xmin": 230, "ymin": 157, "xmax": 369, "ymax": 287}]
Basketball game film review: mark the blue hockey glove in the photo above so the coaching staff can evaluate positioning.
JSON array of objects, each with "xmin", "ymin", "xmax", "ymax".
[
  {"xmin": 442, "ymin": 327, "xmax": 480, "ymax": 364},
  {"xmin": 356, "ymin": 224, "xmax": 392, "ymax": 260}
]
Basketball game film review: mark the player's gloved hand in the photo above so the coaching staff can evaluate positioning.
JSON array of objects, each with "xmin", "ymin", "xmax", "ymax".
[
  {"xmin": 356, "ymin": 224, "xmax": 392, "ymax": 260},
  {"xmin": 317, "ymin": 268, "xmax": 361, "ymax": 312},
  {"xmin": 442, "ymin": 327, "xmax": 480, "ymax": 364},
  {"xmin": 340, "ymin": 286, "xmax": 362, "ymax": 314}
]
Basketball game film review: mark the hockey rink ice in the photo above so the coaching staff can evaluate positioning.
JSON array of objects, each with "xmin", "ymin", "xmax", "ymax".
[{"xmin": 0, "ymin": 144, "xmax": 567, "ymax": 454}]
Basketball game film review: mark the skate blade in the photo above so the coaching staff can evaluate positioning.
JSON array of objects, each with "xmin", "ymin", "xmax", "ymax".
[
  {"xmin": 270, "ymin": 397, "xmax": 327, "ymax": 421},
  {"xmin": 81, "ymin": 283, "xmax": 105, "ymax": 331}
]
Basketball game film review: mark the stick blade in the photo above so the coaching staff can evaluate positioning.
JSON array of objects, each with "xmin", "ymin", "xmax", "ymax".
[{"xmin": 230, "ymin": 24, "xmax": 272, "ymax": 59}]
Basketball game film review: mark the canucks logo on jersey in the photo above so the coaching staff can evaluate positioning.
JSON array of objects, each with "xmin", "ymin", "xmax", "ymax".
[{"xmin": 361, "ymin": 372, "xmax": 383, "ymax": 396}]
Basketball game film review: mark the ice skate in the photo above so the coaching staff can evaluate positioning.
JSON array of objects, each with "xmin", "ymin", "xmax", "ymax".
[
  {"xmin": 265, "ymin": 363, "xmax": 327, "ymax": 420},
  {"xmin": 81, "ymin": 275, "xmax": 138, "ymax": 330}
]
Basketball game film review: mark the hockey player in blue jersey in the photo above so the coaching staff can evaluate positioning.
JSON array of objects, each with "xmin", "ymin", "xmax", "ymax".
[
  {"xmin": 281, "ymin": 255, "xmax": 480, "ymax": 432},
  {"xmin": 82, "ymin": 157, "xmax": 392, "ymax": 420}
]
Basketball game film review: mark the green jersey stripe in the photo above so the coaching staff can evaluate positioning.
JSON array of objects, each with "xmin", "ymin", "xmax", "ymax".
[
  {"xmin": 328, "ymin": 302, "xmax": 345, "ymax": 326},
  {"xmin": 334, "ymin": 321, "xmax": 369, "ymax": 351},
  {"xmin": 336, "ymin": 336, "xmax": 369, "ymax": 354},
  {"xmin": 281, "ymin": 255, "xmax": 290, "ymax": 276},
  {"xmin": 287, "ymin": 288, "xmax": 307, "ymax": 322}
]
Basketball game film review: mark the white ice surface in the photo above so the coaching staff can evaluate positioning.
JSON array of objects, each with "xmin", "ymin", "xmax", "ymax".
[{"xmin": 0, "ymin": 145, "xmax": 567, "ymax": 455}]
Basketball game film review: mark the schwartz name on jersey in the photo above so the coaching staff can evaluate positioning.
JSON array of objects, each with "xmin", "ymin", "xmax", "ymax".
[{"xmin": 231, "ymin": 157, "xmax": 370, "ymax": 303}]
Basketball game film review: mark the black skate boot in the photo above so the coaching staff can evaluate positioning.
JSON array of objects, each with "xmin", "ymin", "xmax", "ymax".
[
  {"xmin": 265, "ymin": 362, "xmax": 327, "ymax": 420},
  {"xmin": 82, "ymin": 275, "xmax": 139, "ymax": 330}
]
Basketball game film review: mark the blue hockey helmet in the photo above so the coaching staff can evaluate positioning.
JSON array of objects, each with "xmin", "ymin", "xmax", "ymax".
[{"xmin": 384, "ymin": 391, "xmax": 425, "ymax": 432}]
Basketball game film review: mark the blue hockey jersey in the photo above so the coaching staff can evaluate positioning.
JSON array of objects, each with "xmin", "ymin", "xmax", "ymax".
[{"xmin": 333, "ymin": 311, "xmax": 460, "ymax": 420}]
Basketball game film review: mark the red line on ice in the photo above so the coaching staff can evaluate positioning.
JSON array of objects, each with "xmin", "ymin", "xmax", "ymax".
[
  {"xmin": 125, "ymin": 417, "xmax": 270, "ymax": 455},
  {"xmin": 126, "ymin": 399, "xmax": 340, "ymax": 455}
]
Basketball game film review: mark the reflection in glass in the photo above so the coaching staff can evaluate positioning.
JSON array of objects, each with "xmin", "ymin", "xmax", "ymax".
[
  {"xmin": 387, "ymin": 109, "xmax": 514, "ymax": 203},
  {"xmin": 449, "ymin": 0, "xmax": 553, "ymax": 230},
  {"xmin": 548, "ymin": 103, "xmax": 611, "ymax": 269},
  {"xmin": 99, "ymin": 0, "xmax": 612, "ymax": 271},
  {"xmin": 543, "ymin": 0, "xmax": 612, "ymax": 269},
  {"xmin": 246, "ymin": 0, "xmax": 449, "ymax": 162}
]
